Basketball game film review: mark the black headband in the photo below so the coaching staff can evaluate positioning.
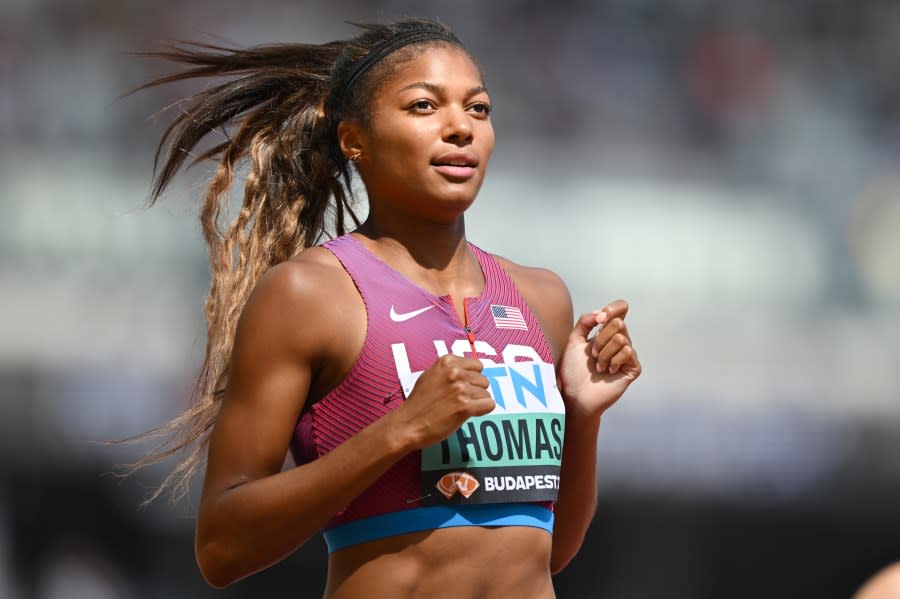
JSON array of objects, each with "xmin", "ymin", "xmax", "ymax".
[{"xmin": 339, "ymin": 29, "xmax": 461, "ymax": 98}]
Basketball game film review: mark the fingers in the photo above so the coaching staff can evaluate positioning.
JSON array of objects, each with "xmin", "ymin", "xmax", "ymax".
[
  {"xmin": 582, "ymin": 300, "xmax": 635, "ymax": 374},
  {"xmin": 451, "ymin": 368, "xmax": 494, "ymax": 415},
  {"xmin": 400, "ymin": 354, "xmax": 498, "ymax": 449},
  {"xmin": 435, "ymin": 353, "xmax": 492, "ymax": 398},
  {"xmin": 464, "ymin": 371, "xmax": 491, "ymax": 395},
  {"xmin": 469, "ymin": 394, "xmax": 497, "ymax": 416},
  {"xmin": 594, "ymin": 323, "xmax": 639, "ymax": 374},
  {"xmin": 595, "ymin": 299, "xmax": 629, "ymax": 324},
  {"xmin": 573, "ymin": 300, "xmax": 630, "ymax": 342},
  {"xmin": 591, "ymin": 317, "xmax": 630, "ymax": 358},
  {"xmin": 438, "ymin": 353, "xmax": 484, "ymax": 372},
  {"xmin": 571, "ymin": 311, "xmax": 603, "ymax": 343},
  {"xmin": 608, "ymin": 345, "xmax": 640, "ymax": 376}
]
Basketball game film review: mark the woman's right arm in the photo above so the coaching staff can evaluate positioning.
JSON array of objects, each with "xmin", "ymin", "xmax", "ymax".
[{"xmin": 194, "ymin": 254, "xmax": 493, "ymax": 588}]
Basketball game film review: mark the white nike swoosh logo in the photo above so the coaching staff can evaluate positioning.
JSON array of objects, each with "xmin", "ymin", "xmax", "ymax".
[{"xmin": 390, "ymin": 305, "xmax": 435, "ymax": 322}]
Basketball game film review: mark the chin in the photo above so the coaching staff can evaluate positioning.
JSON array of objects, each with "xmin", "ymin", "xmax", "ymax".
[
  {"xmin": 423, "ymin": 195, "xmax": 477, "ymax": 224},
  {"xmin": 437, "ymin": 190, "xmax": 479, "ymax": 212},
  {"xmin": 438, "ymin": 179, "xmax": 483, "ymax": 203}
]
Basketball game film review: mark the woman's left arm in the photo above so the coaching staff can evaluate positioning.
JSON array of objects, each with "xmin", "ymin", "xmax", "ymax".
[
  {"xmin": 551, "ymin": 299, "xmax": 641, "ymax": 573},
  {"xmin": 502, "ymin": 261, "xmax": 641, "ymax": 574}
]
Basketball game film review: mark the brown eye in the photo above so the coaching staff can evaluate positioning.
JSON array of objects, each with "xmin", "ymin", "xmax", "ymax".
[
  {"xmin": 410, "ymin": 99, "xmax": 435, "ymax": 112},
  {"xmin": 469, "ymin": 102, "xmax": 492, "ymax": 116}
]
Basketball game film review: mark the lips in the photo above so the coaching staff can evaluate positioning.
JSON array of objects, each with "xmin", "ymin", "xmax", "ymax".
[{"xmin": 432, "ymin": 152, "xmax": 479, "ymax": 180}]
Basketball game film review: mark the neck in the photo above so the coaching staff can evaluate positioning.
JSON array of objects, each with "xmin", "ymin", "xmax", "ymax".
[
  {"xmin": 354, "ymin": 212, "xmax": 482, "ymax": 297},
  {"xmin": 356, "ymin": 212, "xmax": 468, "ymax": 269}
]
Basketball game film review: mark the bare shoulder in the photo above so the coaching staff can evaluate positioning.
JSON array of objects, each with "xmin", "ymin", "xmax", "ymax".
[
  {"xmin": 492, "ymin": 255, "xmax": 571, "ymax": 304},
  {"xmin": 491, "ymin": 253, "xmax": 573, "ymax": 360},
  {"xmin": 200, "ymin": 246, "xmax": 363, "ymax": 504},
  {"xmin": 252, "ymin": 245, "xmax": 348, "ymax": 302},
  {"xmin": 235, "ymin": 245, "xmax": 361, "ymax": 361}
]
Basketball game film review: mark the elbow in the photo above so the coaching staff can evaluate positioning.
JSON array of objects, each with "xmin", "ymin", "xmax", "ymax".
[
  {"xmin": 549, "ymin": 559, "xmax": 566, "ymax": 576},
  {"xmin": 549, "ymin": 531, "xmax": 588, "ymax": 575},
  {"xmin": 195, "ymin": 534, "xmax": 243, "ymax": 589},
  {"xmin": 550, "ymin": 551, "xmax": 576, "ymax": 576}
]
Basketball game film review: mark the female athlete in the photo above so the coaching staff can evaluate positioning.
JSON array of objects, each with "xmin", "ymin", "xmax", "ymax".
[{"xmin": 135, "ymin": 17, "xmax": 641, "ymax": 598}]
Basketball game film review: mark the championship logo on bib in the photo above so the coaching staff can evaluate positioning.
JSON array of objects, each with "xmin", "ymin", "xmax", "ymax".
[{"xmin": 400, "ymin": 361, "xmax": 565, "ymax": 505}]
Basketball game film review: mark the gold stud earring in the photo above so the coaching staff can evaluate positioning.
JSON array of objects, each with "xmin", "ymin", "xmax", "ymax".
[{"xmin": 349, "ymin": 152, "xmax": 361, "ymax": 163}]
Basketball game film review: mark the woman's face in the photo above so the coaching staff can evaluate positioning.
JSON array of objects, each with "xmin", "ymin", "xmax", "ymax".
[{"xmin": 345, "ymin": 44, "xmax": 495, "ymax": 224}]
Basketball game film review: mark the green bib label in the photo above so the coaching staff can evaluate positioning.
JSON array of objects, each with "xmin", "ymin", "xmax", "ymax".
[{"xmin": 401, "ymin": 361, "xmax": 565, "ymax": 505}]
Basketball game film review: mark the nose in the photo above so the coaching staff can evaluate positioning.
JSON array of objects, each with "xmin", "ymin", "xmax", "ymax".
[{"xmin": 442, "ymin": 105, "xmax": 473, "ymax": 145}]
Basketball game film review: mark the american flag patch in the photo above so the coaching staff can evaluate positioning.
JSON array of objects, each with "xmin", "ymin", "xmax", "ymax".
[{"xmin": 490, "ymin": 305, "xmax": 528, "ymax": 330}]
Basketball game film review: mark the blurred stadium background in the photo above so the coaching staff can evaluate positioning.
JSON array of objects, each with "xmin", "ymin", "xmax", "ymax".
[{"xmin": 1, "ymin": 0, "xmax": 899, "ymax": 597}]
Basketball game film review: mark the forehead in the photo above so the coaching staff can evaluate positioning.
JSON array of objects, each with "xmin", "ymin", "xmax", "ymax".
[{"xmin": 375, "ymin": 44, "xmax": 485, "ymax": 95}]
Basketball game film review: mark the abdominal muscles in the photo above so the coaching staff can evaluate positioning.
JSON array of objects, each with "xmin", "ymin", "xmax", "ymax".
[{"xmin": 325, "ymin": 525, "xmax": 555, "ymax": 599}]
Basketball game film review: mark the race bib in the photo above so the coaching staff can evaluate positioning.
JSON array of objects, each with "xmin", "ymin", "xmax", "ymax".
[{"xmin": 399, "ymin": 361, "xmax": 565, "ymax": 505}]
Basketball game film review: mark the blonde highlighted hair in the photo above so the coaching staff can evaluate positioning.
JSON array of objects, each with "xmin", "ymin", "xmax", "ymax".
[{"xmin": 126, "ymin": 19, "xmax": 466, "ymax": 503}]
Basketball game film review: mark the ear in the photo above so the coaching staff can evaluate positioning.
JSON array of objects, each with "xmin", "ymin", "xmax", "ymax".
[{"xmin": 337, "ymin": 120, "xmax": 365, "ymax": 161}]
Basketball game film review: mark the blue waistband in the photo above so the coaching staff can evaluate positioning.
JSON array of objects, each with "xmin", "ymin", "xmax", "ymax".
[{"xmin": 323, "ymin": 504, "xmax": 554, "ymax": 553}]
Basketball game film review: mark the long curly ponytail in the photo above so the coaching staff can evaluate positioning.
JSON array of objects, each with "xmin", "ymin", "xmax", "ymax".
[{"xmin": 127, "ymin": 18, "xmax": 465, "ymax": 503}]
